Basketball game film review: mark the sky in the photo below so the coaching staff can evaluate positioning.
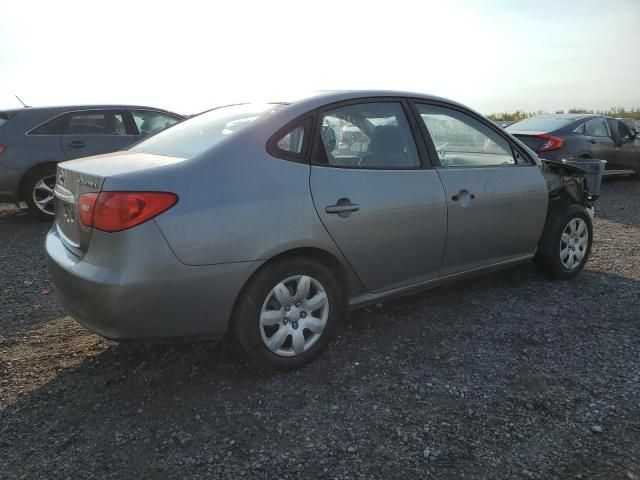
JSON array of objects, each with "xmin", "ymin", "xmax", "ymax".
[{"xmin": 0, "ymin": 0, "xmax": 638, "ymax": 116}]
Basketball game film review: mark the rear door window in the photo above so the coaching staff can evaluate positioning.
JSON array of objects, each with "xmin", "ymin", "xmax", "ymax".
[
  {"xmin": 584, "ymin": 118, "xmax": 610, "ymax": 137},
  {"xmin": 316, "ymin": 102, "xmax": 420, "ymax": 169},
  {"xmin": 64, "ymin": 111, "xmax": 127, "ymax": 135}
]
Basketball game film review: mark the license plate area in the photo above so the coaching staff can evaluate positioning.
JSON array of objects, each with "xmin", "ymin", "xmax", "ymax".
[{"xmin": 62, "ymin": 202, "xmax": 76, "ymax": 224}]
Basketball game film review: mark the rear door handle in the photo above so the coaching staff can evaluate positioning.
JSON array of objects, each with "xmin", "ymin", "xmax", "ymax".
[
  {"xmin": 588, "ymin": 139, "xmax": 598, "ymax": 144},
  {"xmin": 451, "ymin": 191, "xmax": 475, "ymax": 201},
  {"xmin": 66, "ymin": 140, "xmax": 85, "ymax": 149},
  {"xmin": 326, "ymin": 198, "xmax": 359, "ymax": 218}
]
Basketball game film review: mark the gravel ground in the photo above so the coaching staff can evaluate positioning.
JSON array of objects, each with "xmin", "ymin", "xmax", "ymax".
[{"xmin": 1, "ymin": 178, "xmax": 639, "ymax": 479}]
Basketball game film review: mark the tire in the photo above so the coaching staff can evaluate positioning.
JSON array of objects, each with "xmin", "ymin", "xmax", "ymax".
[
  {"xmin": 534, "ymin": 204, "xmax": 593, "ymax": 280},
  {"xmin": 231, "ymin": 257, "xmax": 344, "ymax": 371},
  {"xmin": 23, "ymin": 165, "xmax": 57, "ymax": 220}
]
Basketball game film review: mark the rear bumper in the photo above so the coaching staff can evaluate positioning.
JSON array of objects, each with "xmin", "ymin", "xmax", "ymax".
[{"xmin": 45, "ymin": 222, "xmax": 262, "ymax": 341}]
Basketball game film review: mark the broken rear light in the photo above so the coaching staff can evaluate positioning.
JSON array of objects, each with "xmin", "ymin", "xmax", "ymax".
[{"xmin": 78, "ymin": 191, "xmax": 178, "ymax": 232}]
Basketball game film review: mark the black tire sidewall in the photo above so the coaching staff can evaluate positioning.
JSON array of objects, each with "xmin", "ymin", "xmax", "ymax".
[
  {"xmin": 231, "ymin": 257, "xmax": 344, "ymax": 371},
  {"xmin": 537, "ymin": 205, "xmax": 593, "ymax": 280},
  {"xmin": 23, "ymin": 166, "xmax": 57, "ymax": 221}
]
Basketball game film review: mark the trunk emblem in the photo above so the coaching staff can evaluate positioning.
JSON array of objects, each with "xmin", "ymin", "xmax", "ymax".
[{"xmin": 77, "ymin": 176, "xmax": 98, "ymax": 189}]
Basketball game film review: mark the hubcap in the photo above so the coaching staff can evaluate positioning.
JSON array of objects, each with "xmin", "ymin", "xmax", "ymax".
[
  {"xmin": 32, "ymin": 175, "xmax": 56, "ymax": 216},
  {"xmin": 259, "ymin": 275, "xmax": 329, "ymax": 357},
  {"xmin": 560, "ymin": 217, "xmax": 589, "ymax": 270}
]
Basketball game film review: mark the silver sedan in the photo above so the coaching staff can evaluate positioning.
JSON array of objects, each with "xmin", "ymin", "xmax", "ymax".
[{"xmin": 46, "ymin": 91, "xmax": 596, "ymax": 370}]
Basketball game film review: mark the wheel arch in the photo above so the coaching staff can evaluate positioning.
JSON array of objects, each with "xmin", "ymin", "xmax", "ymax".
[
  {"xmin": 228, "ymin": 246, "xmax": 352, "ymax": 330},
  {"xmin": 19, "ymin": 161, "xmax": 58, "ymax": 200}
]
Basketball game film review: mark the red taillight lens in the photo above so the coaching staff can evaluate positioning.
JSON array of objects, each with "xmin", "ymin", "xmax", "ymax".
[
  {"xmin": 0, "ymin": 145, "xmax": 6, "ymax": 154},
  {"xmin": 78, "ymin": 192, "xmax": 178, "ymax": 232},
  {"xmin": 534, "ymin": 134, "xmax": 565, "ymax": 153},
  {"xmin": 78, "ymin": 192, "xmax": 99, "ymax": 226}
]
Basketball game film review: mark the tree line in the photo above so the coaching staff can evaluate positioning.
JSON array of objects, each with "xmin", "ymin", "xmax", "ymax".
[{"xmin": 487, "ymin": 107, "xmax": 640, "ymax": 122}]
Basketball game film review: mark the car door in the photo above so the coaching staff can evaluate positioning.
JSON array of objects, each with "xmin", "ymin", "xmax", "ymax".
[
  {"xmin": 309, "ymin": 99, "xmax": 448, "ymax": 293},
  {"xmin": 60, "ymin": 109, "xmax": 134, "ymax": 160},
  {"xmin": 583, "ymin": 117, "xmax": 616, "ymax": 162},
  {"xmin": 412, "ymin": 102, "xmax": 548, "ymax": 276},
  {"xmin": 605, "ymin": 118, "xmax": 640, "ymax": 172},
  {"xmin": 129, "ymin": 109, "xmax": 182, "ymax": 143}
]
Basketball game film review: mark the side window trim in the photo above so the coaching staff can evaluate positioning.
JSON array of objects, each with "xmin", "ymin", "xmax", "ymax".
[
  {"xmin": 266, "ymin": 115, "xmax": 315, "ymax": 163},
  {"xmin": 123, "ymin": 109, "xmax": 139, "ymax": 135},
  {"xmin": 409, "ymin": 99, "xmax": 535, "ymax": 168},
  {"xmin": 309, "ymin": 97, "xmax": 430, "ymax": 170}
]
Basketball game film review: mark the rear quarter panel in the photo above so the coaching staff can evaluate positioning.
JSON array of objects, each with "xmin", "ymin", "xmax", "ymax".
[
  {"xmin": 106, "ymin": 123, "xmax": 352, "ymax": 273},
  {"xmin": 0, "ymin": 110, "xmax": 66, "ymax": 196}
]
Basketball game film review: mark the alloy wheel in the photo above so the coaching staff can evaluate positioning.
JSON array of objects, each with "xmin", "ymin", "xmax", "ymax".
[{"xmin": 32, "ymin": 175, "xmax": 56, "ymax": 216}]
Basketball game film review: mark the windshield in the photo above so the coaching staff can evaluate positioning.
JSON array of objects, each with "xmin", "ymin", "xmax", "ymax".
[
  {"xmin": 131, "ymin": 103, "xmax": 285, "ymax": 158},
  {"xmin": 507, "ymin": 116, "xmax": 575, "ymax": 133}
]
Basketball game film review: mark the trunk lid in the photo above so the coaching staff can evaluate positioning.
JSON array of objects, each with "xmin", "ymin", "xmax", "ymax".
[
  {"xmin": 54, "ymin": 165, "xmax": 104, "ymax": 257},
  {"xmin": 53, "ymin": 151, "xmax": 184, "ymax": 256}
]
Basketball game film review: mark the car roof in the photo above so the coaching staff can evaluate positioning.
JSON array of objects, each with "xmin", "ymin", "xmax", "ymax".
[
  {"xmin": 523, "ymin": 113, "xmax": 602, "ymax": 121},
  {"xmin": 228, "ymin": 90, "xmax": 479, "ymax": 123},
  {"xmin": 269, "ymin": 89, "xmax": 468, "ymax": 109},
  {"xmin": 0, "ymin": 105, "xmax": 183, "ymax": 116}
]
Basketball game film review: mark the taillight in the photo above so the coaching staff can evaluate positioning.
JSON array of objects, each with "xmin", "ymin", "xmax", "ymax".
[
  {"xmin": 78, "ymin": 191, "xmax": 178, "ymax": 232},
  {"xmin": 0, "ymin": 145, "xmax": 6, "ymax": 154},
  {"xmin": 78, "ymin": 192, "xmax": 99, "ymax": 226},
  {"xmin": 534, "ymin": 134, "xmax": 565, "ymax": 153}
]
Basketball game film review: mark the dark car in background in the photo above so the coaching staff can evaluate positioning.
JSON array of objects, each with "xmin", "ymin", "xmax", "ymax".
[
  {"xmin": 616, "ymin": 117, "xmax": 638, "ymax": 134},
  {"xmin": 507, "ymin": 114, "xmax": 640, "ymax": 177},
  {"xmin": 0, "ymin": 105, "xmax": 184, "ymax": 218}
]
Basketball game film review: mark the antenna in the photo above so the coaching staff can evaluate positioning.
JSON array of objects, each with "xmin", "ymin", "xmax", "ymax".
[{"xmin": 14, "ymin": 95, "xmax": 30, "ymax": 108}]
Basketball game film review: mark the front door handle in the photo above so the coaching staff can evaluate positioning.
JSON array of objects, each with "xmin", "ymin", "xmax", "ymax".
[
  {"xmin": 66, "ymin": 140, "xmax": 85, "ymax": 149},
  {"xmin": 326, "ymin": 198, "xmax": 359, "ymax": 218}
]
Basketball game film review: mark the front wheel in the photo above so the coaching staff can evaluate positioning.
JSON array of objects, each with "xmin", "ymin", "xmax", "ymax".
[
  {"xmin": 534, "ymin": 204, "xmax": 593, "ymax": 280},
  {"xmin": 231, "ymin": 257, "xmax": 344, "ymax": 371}
]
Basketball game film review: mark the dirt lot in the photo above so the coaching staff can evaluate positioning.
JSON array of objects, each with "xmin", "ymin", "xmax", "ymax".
[{"xmin": 1, "ymin": 178, "xmax": 639, "ymax": 479}]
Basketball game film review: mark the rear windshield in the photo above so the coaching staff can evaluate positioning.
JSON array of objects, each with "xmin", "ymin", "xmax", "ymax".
[
  {"xmin": 131, "ymin": 103, "xmax": 284, "ymax": 158},
  {"xmin": 506, "ymin": 117, "xmax": 575, "ymax": 133}
]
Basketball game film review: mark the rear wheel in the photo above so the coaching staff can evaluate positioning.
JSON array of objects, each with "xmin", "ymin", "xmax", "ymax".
[
  {"xmin": 534, "ymin": 204, "xmax": 593, "ymax": 279},
  {"xmin": 23, "ymin": 166, "xmax": 57, "ymax": 220},
  {"xmin": 231, "ymin": 257, "xmax": 344, "ymax": 371}
]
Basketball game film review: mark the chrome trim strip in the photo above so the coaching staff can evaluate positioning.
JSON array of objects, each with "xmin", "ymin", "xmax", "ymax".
[{"xmin": 54, "ymin": 184, "xmax": 75, "ymax": 203}]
